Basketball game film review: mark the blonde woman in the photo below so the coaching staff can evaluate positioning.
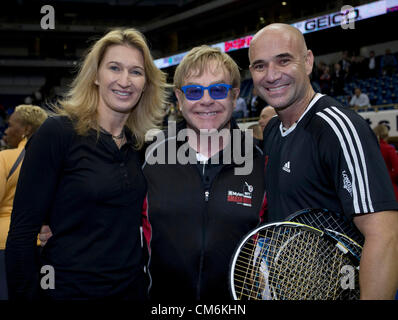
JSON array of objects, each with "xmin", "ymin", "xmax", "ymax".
[
  {"xmin": 0, "ymin": 105, "xmax": 47, "ymax": 300},
  {"xmin": 5, "ymin": 28, "xmax": 168, "ymax": 300}
]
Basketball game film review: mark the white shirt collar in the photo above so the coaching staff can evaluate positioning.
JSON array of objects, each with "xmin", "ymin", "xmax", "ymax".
[{"xmin": 279, "ymin": 93, "xmax": 324, "ymax": 137}]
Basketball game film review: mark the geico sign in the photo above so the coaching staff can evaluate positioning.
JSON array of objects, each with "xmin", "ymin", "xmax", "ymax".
[{"xmin": 304, "ymin": 9, "xmax": 359, "ymax": 31}]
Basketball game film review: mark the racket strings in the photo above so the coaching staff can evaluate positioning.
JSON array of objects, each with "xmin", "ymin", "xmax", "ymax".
[
  {"xmin": 233, "ymin": 228, "xmax": 283, "ymax": 299},
  {"xmin": 291, "ymin": 210, "xmax": 364, "ymax": 245},
  {"xmin": 271, "ymin": 231, "xmax": 331, "ymax": 299},
  {"xmin": 291, "ymin": 211, "xmax": 364, "ymax": 258},
  {"xmin": 233, "ymin": 225, "xmax": 359, "ymax": 300}
]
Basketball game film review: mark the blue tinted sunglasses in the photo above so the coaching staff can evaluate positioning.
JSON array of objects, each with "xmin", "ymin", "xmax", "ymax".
[{"xmin": 180, "ymin": 84, "xmax": 233, "ymax": 101}]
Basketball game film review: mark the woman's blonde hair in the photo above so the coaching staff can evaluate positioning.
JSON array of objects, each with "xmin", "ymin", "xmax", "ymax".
[
  {"xmin": 173, "ymin": 45, "xmax": 241, "ymax": 89},
  {"xmin": 14, "ymin": 104, "xmax": 48, "ymax": 134},
  {"xmin": 56, "ymin": 28, "xmax": 168, "ymax": 149},
  {"xmin": 373, "ymin": 124, "xmax": 389, "ymax": 141}
]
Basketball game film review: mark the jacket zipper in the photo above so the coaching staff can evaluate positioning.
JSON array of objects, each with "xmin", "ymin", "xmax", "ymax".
[
  {"xmin": 195, "ymin": 159, "xmax": 244, "ymax": 299},
  {"xmin": 196, "ymin": 189, "xmax": 209, "ymax": 300}
]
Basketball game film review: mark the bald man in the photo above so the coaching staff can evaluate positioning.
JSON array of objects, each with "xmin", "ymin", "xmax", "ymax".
[
  {"xmin": 249, "ymin": 23, "xmax": 398, "ymax": 300},
  {"xmin": 258, "ymin": 106, "xmax": 277, "ymax": 131}
]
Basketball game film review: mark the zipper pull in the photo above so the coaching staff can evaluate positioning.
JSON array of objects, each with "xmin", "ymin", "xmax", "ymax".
[{"xmin": 204, "ymin": 190, "xmax": 209, "ymax": 202}]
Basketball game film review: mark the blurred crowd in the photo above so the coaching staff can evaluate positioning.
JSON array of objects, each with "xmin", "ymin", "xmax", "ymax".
[{"xmin": 312, "ymin": 48, "xmax": 397, "ymax": 99}]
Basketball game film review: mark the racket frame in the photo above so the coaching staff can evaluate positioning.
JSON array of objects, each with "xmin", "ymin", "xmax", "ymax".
[{"xmin": 229, "ymin": 221, "xmax": 360, "ymax": 300}]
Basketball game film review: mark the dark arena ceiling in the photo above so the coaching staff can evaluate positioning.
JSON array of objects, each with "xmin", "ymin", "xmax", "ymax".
[
  {"xmin": 0, "ymin": 0, "xmax": 373, "ymax": 58},
  {"xmin": 1, "ymin": 0, "xmax": 396, "ymax": 77}
]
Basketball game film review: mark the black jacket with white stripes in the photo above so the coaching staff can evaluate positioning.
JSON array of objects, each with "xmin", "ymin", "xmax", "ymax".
[
  {"xmin": 142, "ymin": 120, "xmax": 267, "ymax": 301},
  {"xmin": 263, "ymin": 93, "xmax": 398, "ymax": 223}
]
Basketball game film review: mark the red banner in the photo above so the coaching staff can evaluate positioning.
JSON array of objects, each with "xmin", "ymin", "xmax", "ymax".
[{"xmin": 224, "ymin": 35, "xmax": 253, "ymax": 53}]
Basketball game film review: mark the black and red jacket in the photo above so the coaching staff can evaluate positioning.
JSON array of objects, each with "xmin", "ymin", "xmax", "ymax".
[{"xmin": 142, "ymin": 120, "xmax": 266, "ymax": 301}]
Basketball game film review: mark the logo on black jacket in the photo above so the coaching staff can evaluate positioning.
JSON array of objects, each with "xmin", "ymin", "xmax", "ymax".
[
  {"xmin": 342, "ymin": 170, "xmax": 353, "ymax": 197},
  {"xmin": 227, "ymin": 182, "xmax": 253, "ymax": 207}
]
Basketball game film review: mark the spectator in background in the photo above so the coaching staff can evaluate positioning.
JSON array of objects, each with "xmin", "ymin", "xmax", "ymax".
[
  {"xmin": 258, "ymin": 105, "xmax": 276, "ymax": 132},
  {"xmin": 0, "ymin": 105, "xmax": 48, "ymax": 300},
  {"xmin": 339, "ymin": 50, "xmax": 351, "ymax": 81},
  {"xmin": 350, "ymin": 54, "xmax": 365, "ymax": 79},
  {"xmin": 332, "ymin": 63, "xmax": 346, "ymax": 96},
  {"xmin": 313, "ymin": 61, "xmax": 325, "ymax": 85},
  {"xmin": 249, "ymin": 87, "xmax": 267, "ymax": 117},
  {"xmin": 319, "ymin": 65, "xmax": 332, "ymax": 95},
  {"xmin": 373, "ymin": 124, "xmax": 398, "ymax": 201},
  {"xmin": 349, "ymin": 87, "xmax": 370, "ymax": 109},
  {"xmin": 366, "ymin": 50, "xmax": 378, "ymax": 78},
  {"xmin": 381, "ymin": 49, "xmax": 397, "ymax": 76},
  {"xmin": 233, "ymin": 96, "xmax": 249, "ymax": 119}
]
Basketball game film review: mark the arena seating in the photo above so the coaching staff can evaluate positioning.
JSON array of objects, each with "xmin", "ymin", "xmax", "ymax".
[
  {"xmin": 239, "ymin": 72, "xmax": 398, "ymax": 119},
  {"xmin": 335, "ymin": 73, "xmax": 398, "ymax": 111}
]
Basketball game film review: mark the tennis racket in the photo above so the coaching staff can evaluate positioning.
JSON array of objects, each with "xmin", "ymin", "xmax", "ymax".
[
  {"xmin": 230, "ymin": 221, "xmax": 360, "ymax": 300},
  {"xmin": 286, "ymin": 208, "xmax": 364, "ymax": 247}
]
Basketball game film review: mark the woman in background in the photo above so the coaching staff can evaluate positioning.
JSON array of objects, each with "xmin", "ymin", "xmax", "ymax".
[
  {"xmin": 0, "ymin": 104, "xmax": 48, "ymax": 300},
  {"xmin": 373, "ymin": 124, "xmax": 398, "ymax": 201},
  {"xmin": 5, "ymin": 28, "xmax": 167, "ymax": 300}
]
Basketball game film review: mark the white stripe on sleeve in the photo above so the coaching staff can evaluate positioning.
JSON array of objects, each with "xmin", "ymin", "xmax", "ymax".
[
  {"xmin": 330, "ymin": 107, "xmax": 373, "ymax": 212},
  {"xmin": 316, "ymin": 111, "xmax": 360, "ymax": 213},
  {"xmin": 324, "ymin": 108, "xmax": 369, "ymax": 212}
]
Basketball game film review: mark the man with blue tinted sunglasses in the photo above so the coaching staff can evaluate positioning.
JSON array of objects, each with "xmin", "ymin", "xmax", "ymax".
[
  {"xmin": 173, "ymin": 48, "xmax": 240, "ymax": 138},
  {"xmin": 180, "ymin": 83, "xmax": 232, "ymax": 101},
  {"xmin": 142, "ymin": 45, "xmax": 267, "ymax": 301}
]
